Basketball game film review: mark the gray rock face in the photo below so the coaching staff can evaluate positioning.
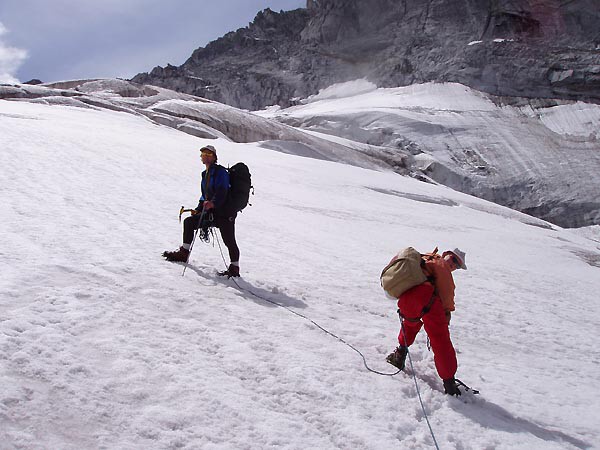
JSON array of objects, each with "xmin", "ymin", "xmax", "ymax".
[
  {"xmin": 132, "ymin": 0, "xmax": 600, "ymax": 110},
  {"xmin": 133, "ymin": 8, "xmax": 311, "ymax": 110}
]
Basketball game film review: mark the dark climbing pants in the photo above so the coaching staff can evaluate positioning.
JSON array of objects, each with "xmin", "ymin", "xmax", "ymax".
[{"xmin": 183, "ymin": 212, "xmax": 240, "ymax": 262}]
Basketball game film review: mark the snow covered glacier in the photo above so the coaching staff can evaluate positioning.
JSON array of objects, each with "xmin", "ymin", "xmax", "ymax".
[
  {"xmin": 2, "ymin": 78, "xmax": 600, "ymax": 228},
  {"xmin": 258, "ymin": 80, "xmax": 600, "ymax": 228},
  {"xmin": 2, "ymin": 83, "xmax": 600, "ymax": 449}
]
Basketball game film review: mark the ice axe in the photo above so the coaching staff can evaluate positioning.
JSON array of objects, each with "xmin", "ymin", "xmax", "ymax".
[{"xmin": 179, "ymin": 206, "xmax": 196, "ymax": 223}]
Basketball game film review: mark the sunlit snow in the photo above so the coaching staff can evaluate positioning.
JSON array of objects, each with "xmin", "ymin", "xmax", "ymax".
[{"xmin": 1, "ymin": 93, "xmax": 600, "ymax": 449}]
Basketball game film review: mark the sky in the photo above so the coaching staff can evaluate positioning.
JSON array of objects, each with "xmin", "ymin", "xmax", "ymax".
[
  {"xmin": 1, "ymin": 83, "xmax": 600, "ymax": 448},
  {"xmin": 0, "ymin": 0, "xmax": 305, "ymax": 84}
]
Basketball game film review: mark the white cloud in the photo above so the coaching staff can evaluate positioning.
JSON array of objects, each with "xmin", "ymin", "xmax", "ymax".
[{"xmin": 0, "ymin": 22, "xmax": 28, "ymax": 84}]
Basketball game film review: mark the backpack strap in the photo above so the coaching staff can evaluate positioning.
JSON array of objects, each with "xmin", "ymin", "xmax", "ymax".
[{"xmin": 420, "ymin": 247, "xmax": 438, "ymax": 284}]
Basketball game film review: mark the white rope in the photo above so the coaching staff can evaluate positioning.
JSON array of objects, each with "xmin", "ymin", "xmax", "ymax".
[{"xmin": 211, "ymin": 233, "xmax": 441, "ymax": 448}]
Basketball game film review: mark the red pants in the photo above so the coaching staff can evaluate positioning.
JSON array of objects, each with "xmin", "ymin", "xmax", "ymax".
[{"xmin": 397, "ymin": 283, "xmax": 457, "ymax": 380}]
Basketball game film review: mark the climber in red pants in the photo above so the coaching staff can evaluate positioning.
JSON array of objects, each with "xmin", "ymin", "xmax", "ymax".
[{"xmin": 386, "ymin": 248, "xmax": 467, "ymax": 396}]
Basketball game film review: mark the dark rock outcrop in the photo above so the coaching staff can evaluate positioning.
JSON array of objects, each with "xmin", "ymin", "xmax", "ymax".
[
  {"xmin": 133, "ymin": 8, "xmax": 311, "ymax": 110},
  {"xmin": 132, "ymin": 0, "xmax": 600, "ymax": 110}
]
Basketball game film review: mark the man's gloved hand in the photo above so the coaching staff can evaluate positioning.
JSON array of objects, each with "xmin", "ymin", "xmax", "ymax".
[{"xmin": 203, "ymin": 200, "xmax": 215, "ymax": 211}]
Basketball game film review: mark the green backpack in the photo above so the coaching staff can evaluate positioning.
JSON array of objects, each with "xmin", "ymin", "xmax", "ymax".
[{"xmin": 380, "ymin": 247, "xmax": 432, "ymax": 298}]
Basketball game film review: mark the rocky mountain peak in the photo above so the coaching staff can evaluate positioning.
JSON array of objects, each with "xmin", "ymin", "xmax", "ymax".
[{"xmin": 132, "ymin": 0, "xmax": 600, "ymax": 110}]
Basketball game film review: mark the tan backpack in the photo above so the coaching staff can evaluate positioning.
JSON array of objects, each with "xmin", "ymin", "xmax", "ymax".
[{"xmin": 380, "ymin": 247, "xmax": 437, "ymax": 298}]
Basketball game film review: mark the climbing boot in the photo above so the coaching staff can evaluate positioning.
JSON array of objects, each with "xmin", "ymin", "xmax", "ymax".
[
  {"xmin": 443, "ymin": 378, "xmax": 462, "ymax": 396},
  {"xmin": 218, "ymin": 264, "xmax": 240, "ymax": 278},
  {"xmin": 386, "ymin": 346, "xmax": 408, "ymax": 370},
  {"xmin": 162, "ymin": 246, "xmax": 189, "ymax": 262}
]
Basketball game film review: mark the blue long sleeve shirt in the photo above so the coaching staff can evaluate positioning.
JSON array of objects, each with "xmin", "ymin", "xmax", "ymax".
[{"xmin": 199, "ymin": 164, "xmax": 229, "ymax": 209}]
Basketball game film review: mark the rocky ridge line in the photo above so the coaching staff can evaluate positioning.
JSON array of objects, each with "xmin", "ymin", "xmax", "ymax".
[{"xmin": 132, "ymin": 0, "xmax": 600, "ymax": 110}]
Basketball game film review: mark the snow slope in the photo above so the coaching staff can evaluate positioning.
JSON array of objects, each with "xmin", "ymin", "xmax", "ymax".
[
  {"xmin": 0, "ymin": 79, "xmax": 406, "ymax": 174},
  {"xmin": 1, "ymin": 100, "xmax": 600, "ymax": 449}
]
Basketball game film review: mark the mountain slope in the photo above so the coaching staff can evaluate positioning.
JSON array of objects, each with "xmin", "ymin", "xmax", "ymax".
[
  {"xmin": 132, "ymin": 1, "xmax": 600, "ymax": 110},
  {"xmin": 1, "ymin": 98, "xmax": 600, "ymax": 448},
  {"xmin": 5, "ymin": 78, "xmax": 600, "ymax": 228},
  {"xmin": 0, "ymin": 79, "xmax": 409, "ymax": 173},
  {"xmin": 258, "ymin": 80, "xmax": 600, "ymax": 228}
]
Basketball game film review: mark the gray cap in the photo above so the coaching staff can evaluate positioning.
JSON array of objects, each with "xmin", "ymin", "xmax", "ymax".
[
  {"xmin": 200, "ymin": 145, "xmax": 217, "ymax": 159},
  {"xmin": 446, "ymin": 248, "xmax": 467, "ymax": 270}
]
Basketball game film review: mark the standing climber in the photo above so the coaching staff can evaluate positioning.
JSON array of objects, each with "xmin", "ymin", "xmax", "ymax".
[
  {"xmin": 386, "ymin": 248, "xmax": 467, "ymax": 396},
  {"xmin": 162, "ymin": 145, "xmax": 241, "ymax": 277}
]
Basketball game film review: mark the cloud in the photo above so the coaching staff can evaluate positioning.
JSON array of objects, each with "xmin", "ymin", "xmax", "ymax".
[
  {"xmin": 1, "ymin": 0, "xmax": 305, "ymax": 82},
  {"xmin": 0, "ymin": 22, "xmax": 28, "ymax": 84}
]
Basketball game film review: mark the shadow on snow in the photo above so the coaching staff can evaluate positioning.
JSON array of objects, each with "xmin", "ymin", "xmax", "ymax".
[{"xmin": 185, "ymin": 263, "xmax": 309, "ymax": 310}]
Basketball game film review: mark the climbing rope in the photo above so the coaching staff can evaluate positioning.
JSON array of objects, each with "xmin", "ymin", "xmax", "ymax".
[
  {"xmin": 210, "ymin": 232, "xmax": 441, "ymax": 448},
  {"xmin": 400, "ymin": 321, "xmax": 441, "ymax": 450},
  {"xmin": 213, "ymin": 233, "xmax": 400, "ymax": 376}
]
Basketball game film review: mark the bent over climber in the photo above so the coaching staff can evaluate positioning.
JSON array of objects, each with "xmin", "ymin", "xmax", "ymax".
[
  {"xmin": 386, "ymin": 248, "xmax": 467, "ymax": 396},
  {"xmin": 162, "ymin": 145, "xmax": 241, "ymax": 277}
]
